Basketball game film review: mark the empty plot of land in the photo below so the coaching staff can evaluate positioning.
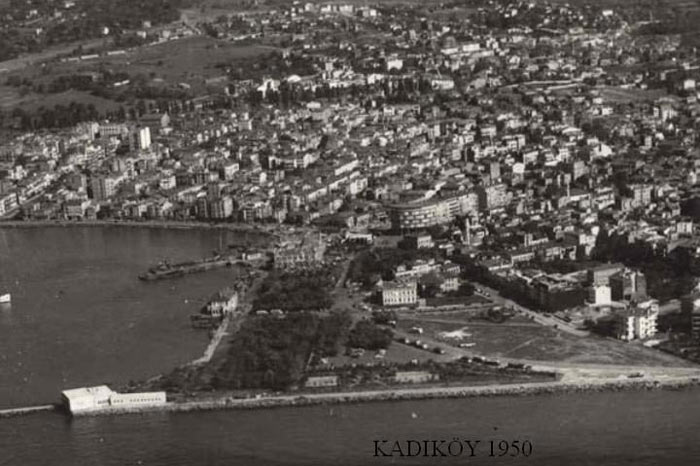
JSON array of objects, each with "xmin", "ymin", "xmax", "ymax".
[
  {"xmin": 597, "ymin": 86, "xmax": 669, "ymax": 104},
  {"xmin": 48, "ymin": 36, "xmax": 274, "ymax": 86},
  {"xmin": 400, "ymin": 317, "xmax": 696, "ymax": 367}
]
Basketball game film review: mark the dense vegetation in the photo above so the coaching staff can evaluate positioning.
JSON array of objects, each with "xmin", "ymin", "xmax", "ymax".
[
  {"xmin": 0, "ymin": 0, "xmax": 193, "ymax": 61},
  {"xmin": 592, "ymin": 231, "xmax": 698, "ymax": 301},
  {"xmin": 348, "ymin": 247, "xmax": 442, "ymax": 288},
  {"xmin": 8, "ymin": 102, "xmax": 101, "ymax": 130},
  {"xmin": 347, "ymin": 320, "xmax": 394, "ymax": 351},
  {"xmin": 253, "ymin": 270, "xmax": 335, "ymax": 312},
  {"xmin": 213, "ymin": 312, "xmax": 351, "ymax": 390}
]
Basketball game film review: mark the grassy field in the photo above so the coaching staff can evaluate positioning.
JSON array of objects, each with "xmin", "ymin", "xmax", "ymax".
[
  {"xmin": 400, "ymin": 315, "xmax": 696, "ymax": 367},
  {"xmin": 596, "ymin": 86, "xmax": 670, "ymax": 104},
  {"xmin": 0, "ymin": 34, "xmax": 274, "ymax": 119},
  {"xmin": 47, "ymin": 35, "xmax": 272, "ymax": 85},
  {"xmin": 0, "ymin": 88, "xmax": 121, "ymax": 112}
]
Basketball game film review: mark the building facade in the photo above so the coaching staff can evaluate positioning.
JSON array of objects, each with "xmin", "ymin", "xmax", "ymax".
[
  {"xmin": 61, "ymin": 386, "xmax": 166, "ymax": 415},
  {"xmin": 616, "ymin": 300, "xmax": 659, "ymax": 341},
  {"xmin": 382, "ymin": 280, "xmax": 418, "ymax": 306}
]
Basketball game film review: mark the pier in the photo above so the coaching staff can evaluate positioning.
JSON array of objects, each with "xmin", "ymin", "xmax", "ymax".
[{"xmin": 0, "ymin": 405, "xmax": 57, "ymax": 418}]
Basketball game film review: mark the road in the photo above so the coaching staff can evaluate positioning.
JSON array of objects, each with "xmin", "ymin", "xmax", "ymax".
[{"xmin": 473, "ymin": 283, "xmax": 590, "ymax": 337}]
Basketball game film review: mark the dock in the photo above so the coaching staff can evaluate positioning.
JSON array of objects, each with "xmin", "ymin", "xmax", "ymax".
[
  {"xmin": 139, "ymin": 257, "xmax": 255, "ymax": 281},
  {"xmin": 0, "ymin": 404, "xmax": 57, "ymax": 418}
]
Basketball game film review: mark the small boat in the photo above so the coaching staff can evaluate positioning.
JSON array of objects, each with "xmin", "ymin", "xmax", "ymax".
[{"xmin": 0, "ymin": 293, "xmax": 10, "ymax": 304}]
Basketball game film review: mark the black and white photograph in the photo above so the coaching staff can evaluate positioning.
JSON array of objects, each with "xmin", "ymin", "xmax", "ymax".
[{"xmin": 1, "ymin": 0, "xmax": 700, "ymax": 464}]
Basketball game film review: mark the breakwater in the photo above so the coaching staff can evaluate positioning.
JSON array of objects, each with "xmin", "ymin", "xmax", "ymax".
[
  {"xmin": 68, "ymin": 376, "xmax": 700, "ymax": 418},
  {"xmin": 5, "ymin": 376, "xmax": 700, "ymax": 419},
  {"xmin": 0, "ymin": 405, "xmax": 57, "ymax": 419}
]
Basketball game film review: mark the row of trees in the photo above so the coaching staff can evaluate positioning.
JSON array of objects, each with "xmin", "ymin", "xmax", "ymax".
[{"xmin": 10, "ymin": 102, "xmax": 100, "ymax": 131}]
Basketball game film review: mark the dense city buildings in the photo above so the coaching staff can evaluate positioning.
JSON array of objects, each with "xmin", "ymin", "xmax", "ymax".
[{"xmin": 5, "ymin": 0, "xmax": 700, "ymax": 410}]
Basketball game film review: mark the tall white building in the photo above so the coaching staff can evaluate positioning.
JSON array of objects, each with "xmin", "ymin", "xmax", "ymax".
[
  {"xmin": 589, "ymin": 285, "xmax": 611, "ymax": 306},
  {"xmin": 130, "ymin": 126, "xmax": 152, "ymax": 151},
  {"xmin": 616, "ymin": 300, "xmax": 659, "ymax": 341},
  {"xmin": 382, "ymin": 280, "xmax": 418, "ymax": 307}
]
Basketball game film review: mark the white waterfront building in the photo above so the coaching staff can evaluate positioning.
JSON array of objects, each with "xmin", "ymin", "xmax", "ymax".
[{"xmin": 61, "ymin": 385, "xmax": 167, "ymax": 415}]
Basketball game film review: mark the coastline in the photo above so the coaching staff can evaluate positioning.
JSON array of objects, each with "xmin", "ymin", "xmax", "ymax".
[
  {"xmin": 70, "ymin": 375, "xmax": 700, "ymax": 417},
  {"xmin": 5, "ymin": 375, "xmax": 700, "ymax": 419},
  {"xmin": 0, "ymin": 219, "xmax": 276, "ymax": 235}
]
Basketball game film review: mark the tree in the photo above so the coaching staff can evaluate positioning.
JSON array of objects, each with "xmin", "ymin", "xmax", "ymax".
[{"xmin": 419, "ymin": 272, "xmax": 444, "ymax": 298}]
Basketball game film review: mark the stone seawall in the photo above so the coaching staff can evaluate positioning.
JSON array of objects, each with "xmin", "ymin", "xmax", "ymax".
[{"xmin": 71, "ymin": 377, "xmax": 700, "ymax": 417}]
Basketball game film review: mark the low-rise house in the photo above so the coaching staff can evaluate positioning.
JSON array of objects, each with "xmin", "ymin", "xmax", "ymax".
[
  {"xmin": 304, "ymin": 375, "xmax": 339, "ymax": 388},
  {"xmin": 393, "ymin": 371, "xmax": 439, "ymax": 384},
  {"xmin": 204, "ymin": 288, "xmax": 239, "ymax": 317}
]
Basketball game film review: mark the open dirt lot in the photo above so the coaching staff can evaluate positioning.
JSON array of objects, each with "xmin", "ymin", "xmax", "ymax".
[{"xmin": 399, "ymin": 314, "xmax": 697, "ymax": 368}]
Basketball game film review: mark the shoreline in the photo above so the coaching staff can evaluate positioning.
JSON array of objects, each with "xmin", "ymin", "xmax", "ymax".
[
  {"xmin": 0, "ymin": 219, "xmax": 277, "ymax": 235},
  {"xmin": 67, "ymin": 375, "xmax": 700, "ymax": 417}
]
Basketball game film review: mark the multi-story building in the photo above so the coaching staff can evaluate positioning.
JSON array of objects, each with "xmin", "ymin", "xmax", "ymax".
[
  {"xmin": 404, "ymin": 234, "xmax": 434, "ymax": 249},
  {"xmin": 0, "ymin": 192, "xmax": 18, "ymax": 217},
  {"xmin": 589, "ymin": 284, "xmax": 611, "ymax": 306},
  {"xmin": 381, "ymin": 280, "xmax": 418, "ymax": 307},
  {"xmin": 693, "ymin": 305, "xmax": 700, "ymax": 340},
  {"xmin": 63, "ymin": 199, "xmax": 91, "ymax": 220},
  {"xmin": 139, "ymin": 113, "xmax": 171, "ymax": 135},
  {"xmin": 682, "ymin": 294, "xmax": 700, "ymax": 340},
  {"xmin": 388, "ymin": 199, "xmax": 452, "ymax": 232},
  {"xmin": 129, "ymin": 126, "xmax": 152, "ymax": 151},
  {"xmin": 610, "ymin": 270, "xmax": 647, "ymax": 302},
  {"xmin": 476, "ymin": 183, "xmax": 508, "ymax": 211},
  {"xmin": 587, "ymin": 263, "xmax": 624, "ymax": 286},
  {"xmin": 90, "ymin": 174, "xmax": 119, "ymax": 201},
  {"xmin": 273, "ymin": 233, "xmax": 326, "ymax": 269},
  {"xmin": 616, "ymin": 300, "xmax": 659, "ymax": 341},
  {"xmin": 209, "ymin": 196, "xmax": 234, "ymax": 220},
  {"xmin": 98, "ymin": 123, "xmax": 128, "ymax": 139}
]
